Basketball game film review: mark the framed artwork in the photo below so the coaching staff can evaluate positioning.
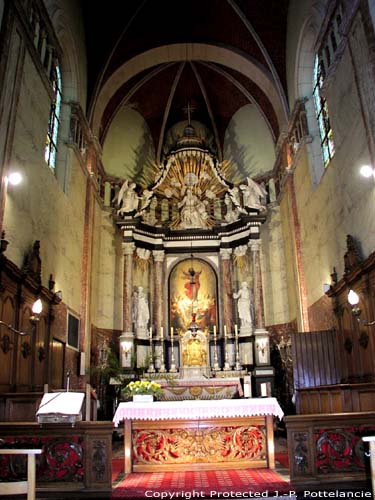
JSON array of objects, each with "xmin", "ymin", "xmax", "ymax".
[{"xmin": 169, "ymin": 258, "xmax": 217, "ymax": 333}]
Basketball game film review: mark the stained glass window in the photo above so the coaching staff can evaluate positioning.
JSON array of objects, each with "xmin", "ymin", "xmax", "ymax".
[
  {"xmin": 44, "ymin": 63, "xmax": 62, "ymax": 170},
  {"xmin": 313, "ymin": 55, "xmax": 335, "ymax": 167}
]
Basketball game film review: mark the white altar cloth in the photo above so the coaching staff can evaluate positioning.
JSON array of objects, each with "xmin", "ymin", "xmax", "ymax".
[{"xmin": 113, "ymin": 397, "xmax": 283, "ymax": 427}]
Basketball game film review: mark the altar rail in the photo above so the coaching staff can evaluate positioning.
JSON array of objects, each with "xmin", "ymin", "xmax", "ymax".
[
  {"xmin": 0, "ymin": 421, "xmax": 113, "ymax": 498},
  {"xmin": 285, "ymin": 412, "xmax": 375, "ymax": 491}
]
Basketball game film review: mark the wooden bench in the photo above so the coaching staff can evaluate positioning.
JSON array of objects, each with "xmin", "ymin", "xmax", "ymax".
[{"xmin": 0, "ymin": 449, "xmax": 42, "ymax": 500}]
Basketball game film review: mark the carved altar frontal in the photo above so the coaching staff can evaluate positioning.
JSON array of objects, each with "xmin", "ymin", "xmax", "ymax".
[{"xmin": 132, "ymin": 418, "xmax": 267, "ymax": 470}]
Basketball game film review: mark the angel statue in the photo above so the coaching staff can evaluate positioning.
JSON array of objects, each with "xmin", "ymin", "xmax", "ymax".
[
  {"xmin": 117, "ymin": 180, "xmax": 140, "ymax": 215},
  {"xmin": 239, "ymin": 177, "xmax": 267, "ymax": 212},
  {"xmin": 135, "ymin": 188, "xmax": 154, "ymax": 217}
]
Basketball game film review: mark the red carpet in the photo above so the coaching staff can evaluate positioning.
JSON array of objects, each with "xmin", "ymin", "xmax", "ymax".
[
  {"xmin": 111, "ymin": 468, "xmax": 291, "ymax": 498},
  {"xmin": 275, "ymin": 452, "xmax": 289, "ymax": 468},
  {"xmin": 112, "ymin": 458, "xmax": 124, "ymax": 482}
]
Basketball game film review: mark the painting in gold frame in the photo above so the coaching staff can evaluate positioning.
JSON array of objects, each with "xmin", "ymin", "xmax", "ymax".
[{"xmin": 169, "ymin": 258, "xmax": 217, "ymax": 333}]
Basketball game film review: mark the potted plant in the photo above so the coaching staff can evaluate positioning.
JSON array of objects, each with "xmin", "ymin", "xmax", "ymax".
[{"xmin": 123, "ymin": 380, "xmax": 162, "ymax": 402}]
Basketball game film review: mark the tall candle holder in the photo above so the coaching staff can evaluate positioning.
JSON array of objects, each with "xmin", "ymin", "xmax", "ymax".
[
  {"xmin": 234, "ymin": 328, "xmax": 242, "ymax": 371},
  {"xmin": 147, "ymin": 333, "xmax": 155, "ymax": 373},
  {"xmin": 169, "ymin": 331, "xmax": 177, "ymax": 373},
  {"xmin": 158, "ymin": 339, "xmax": 166, "ymax": 374},
  {"xmin": 223, "ymin": 327, "xmax": 231, "ymax": 371},
  {"xmin": 212, "ymin": 327, "xmax": 220, "ymax": 371}
]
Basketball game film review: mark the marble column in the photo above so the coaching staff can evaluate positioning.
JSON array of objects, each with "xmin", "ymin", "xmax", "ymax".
[
  {"xmin": 220, "ymin": 248, "xmax": 233, "ymax": 335},
  {"xmin": 152, "ymin": 250, "xmax": 165, "ymax": 335},
  {"xmin": 249, "ymin": 240, "xmax": 265, "ymax": 329},
  {"xmin": 122, "ymin": 242, "xmax": 135, "ymax": 333}
]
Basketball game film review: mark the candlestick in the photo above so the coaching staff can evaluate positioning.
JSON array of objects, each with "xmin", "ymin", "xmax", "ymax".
[
  {"xmin": 169, "ymin": 329, "xmax": 177, "ymax": 373},
  {"xmin": 234, "ymin": 324, "xmax": 238, "ymax": 337},
  {"xmin": 147, "ymin": 329, "xmax": 155, "ymax": 373}
]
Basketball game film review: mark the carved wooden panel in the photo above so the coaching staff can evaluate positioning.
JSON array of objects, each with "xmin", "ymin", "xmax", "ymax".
[
  {"xmin": 292, "ymin": 329, "xmax": 341, "ymax": 391},
  {"xmin": 0, "ymin": 293, "xmax": 16, "ymax": 390}
]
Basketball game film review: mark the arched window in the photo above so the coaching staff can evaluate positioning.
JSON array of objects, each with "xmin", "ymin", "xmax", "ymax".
[
  {"xmin": 44, "ymin": 61, "xmax": 62, "ymax": 170},
  {"xmin": 313, "ymin": 55, "xmax": 335, "ymax": 167}
]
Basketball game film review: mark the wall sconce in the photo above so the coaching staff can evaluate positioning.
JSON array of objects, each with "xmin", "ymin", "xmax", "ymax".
[
  {"xmin": 30, "ymin": 298, "xmax": 43, "ymax": 323},
  {"xmin": 360, "ymin": 164, "xmax": 375, "ymax": 179},
  {"xmin": 348, "ymin": 289, "xmax": 375, "ymax": 326},
  {"xmin": 0, "ymin": 321, "xmax": 28, "ymax": 354}
]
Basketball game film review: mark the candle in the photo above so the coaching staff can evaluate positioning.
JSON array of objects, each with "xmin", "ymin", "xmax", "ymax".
[
  {"xmin": 213, "ymin": 325, "xmax": 217, "ymax": 338},
  {"xmin": 149, "ymin": 327, "xmax": 152, "ymax": 340},
  {"xmin": 224, "ymin": 325, "xmax": 227, "ymax": 337},
  {"xmin": 234, "ymin": 324, "xmax": 238, "ymax": 337},
  {"xmin": 160, "ymin": 326, "xmax": 164, "ymax": 339},
  {"xmin": 170, "ymin": 327, "xmax": 174, "ymax": 338}
]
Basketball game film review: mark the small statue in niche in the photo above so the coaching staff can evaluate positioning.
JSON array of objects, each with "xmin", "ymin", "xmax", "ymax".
[
  {"xmin": 23, "ymin": 240, "xmax": 42, "ymax": 284},
  {"xmin": 133, "ymin": 286, "xmax": 150, "ymax": 332},
  {"xmin": 233, "ymin": 281, "xmax": 253, "ymax": 330},
  {"xmin": 344, "ymin": 234, "xmax": 362, "ymax": 274}
]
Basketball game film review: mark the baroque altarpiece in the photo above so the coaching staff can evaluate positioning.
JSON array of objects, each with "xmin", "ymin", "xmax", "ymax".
[{"xmin": 111, "ymin": 123, "xmax": 274, "ymax": 396}]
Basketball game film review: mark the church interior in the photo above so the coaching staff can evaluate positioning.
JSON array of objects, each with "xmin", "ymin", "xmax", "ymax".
[{"xmin": 1, "ymin": 0, "xmax": 375, "ymax": 498}]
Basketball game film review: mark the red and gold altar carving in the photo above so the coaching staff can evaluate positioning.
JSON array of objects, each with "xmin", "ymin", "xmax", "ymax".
[{"xmin": 132, "ymin": 423, "xmax": 266, "ymax": 466}]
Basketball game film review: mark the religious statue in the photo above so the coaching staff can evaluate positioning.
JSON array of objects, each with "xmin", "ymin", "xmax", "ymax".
[
  {"xmin": 135, "ymin": 188, "xmax": 154, "ymax": 217},
  {"xmin": 228, "ymin": 186, "xmax": 246, "ymax": 214},
  {"xmin": 117, "ymin": 180, "xmax": 140, "ymax": 215},
  {"xmin": 182, "ymin": 338, "xmax": 207, "ymax": 366},
  {"xmin": 233, "ymin": 282, "xmax": 253, "ymax": 329},
  {"xmin": 178, "ymin": 188, "xmax": 210, "ymax": 229},
  {"xmin": 224, "ymin": 193, "xmax": 239, "ymax": 223},
  {"xmin": 133, "ymin": 286, "xmax": 150, "ymax": 332},
  {"xmin": 239, "ymin": 177, "xmax": 267, "ymax": 211}
]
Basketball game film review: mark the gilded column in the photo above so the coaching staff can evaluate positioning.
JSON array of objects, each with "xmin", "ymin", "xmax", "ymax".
[
  {"xmin": 152, "ymin": 250, "xmax": 165, "ymax": 334},
  {"xmin": 122, "ymin": 242, "xmax": 135, "ymax": 333},
  {"xmin": 249, "ymin": 240, "xmax": 265, "ymax": 329},
  {"xmin": 220, "ymin": 248, "xmax": 233, "ymax": 334}
]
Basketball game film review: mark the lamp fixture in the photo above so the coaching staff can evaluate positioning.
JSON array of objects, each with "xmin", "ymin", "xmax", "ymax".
[
  {"xmin": 30, "ymin": 298, "xmax": 43, "ymax": 323},
  {"xmin": 347, "ymin": 289, "xmax": 375, "ymax": 326},
  {"xmin": 6, "ymin": 171, "xmax": 23, "ymax": 186},
  {"xmin": 360, "ymin": 164, "xmax": 375, "ymax": 179}
]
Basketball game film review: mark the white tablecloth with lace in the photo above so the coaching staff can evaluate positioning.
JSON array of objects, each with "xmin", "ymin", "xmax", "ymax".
[{"xmin": 113, "ymin": 397, "xmax": 283, "ymax": 427}]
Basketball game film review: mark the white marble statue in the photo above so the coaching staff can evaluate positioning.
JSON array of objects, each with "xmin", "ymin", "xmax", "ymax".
[
  {"xmin": 178, "ymin": 188, "xmax": 209, "ymax": 229},
  {"xmin": 239, "ymin": 177, "xmax": 267, "ymax": 211},
  {"xmin": 117, "ymin": 180, "xmax": 140, "ymax": 215},
  {"xmin": 233, "ymin": 282, "xmax": 253, "ymax": 330},
  {"xmin": 134, "ymin": 286, "xmax": 150, "ymax": 333},
  {"xmin": 228, "ymin": 186, "xmax": 246, "ymax": 214},
  {"xmin": 135, "ymin": 188, "xmax": 154, "ymax": 217},
  {"xmin": 224, "ymin": 193, "xmax": 239, "ymax": 223}
]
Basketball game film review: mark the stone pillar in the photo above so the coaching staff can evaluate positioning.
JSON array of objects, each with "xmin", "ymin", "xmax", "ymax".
[
  {"xmin": 249, "ymin": 240, "xmax": 265, "ymax": 329},
  {"xmin": 220, "ymin": 248, "xmax": 233, "ymax": 335},
  {"xmin": 122, "ymin": 242, "xmax": 135, "ymax": 333},
  {"xmin": 152, "ymin": 250, "xmax": 165, "ymax": 335}
]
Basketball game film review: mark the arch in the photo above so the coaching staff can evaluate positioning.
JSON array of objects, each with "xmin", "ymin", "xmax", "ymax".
[{"xmin": 90, "ymin": 43, "xmax": 288, "ymax": 138}]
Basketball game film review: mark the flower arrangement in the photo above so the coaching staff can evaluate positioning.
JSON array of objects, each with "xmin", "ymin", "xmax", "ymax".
[{"xmin": 123, "ymin": 380, "xmax": 162, "ymax": 400}]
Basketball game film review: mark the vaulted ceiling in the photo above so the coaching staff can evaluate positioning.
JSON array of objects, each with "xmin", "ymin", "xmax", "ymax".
[{"xmin": 82, "ymin": 0, "xmax": 290, "ymax": 177}]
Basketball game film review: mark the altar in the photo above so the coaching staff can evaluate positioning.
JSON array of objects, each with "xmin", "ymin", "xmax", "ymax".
[
  {"xmin": 113, "ymin": 397, "xmax": 283, "ymax": 473},
  {"xmin": 157, "ymin": 377, "xmax": 243, "ymax": 400}
]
